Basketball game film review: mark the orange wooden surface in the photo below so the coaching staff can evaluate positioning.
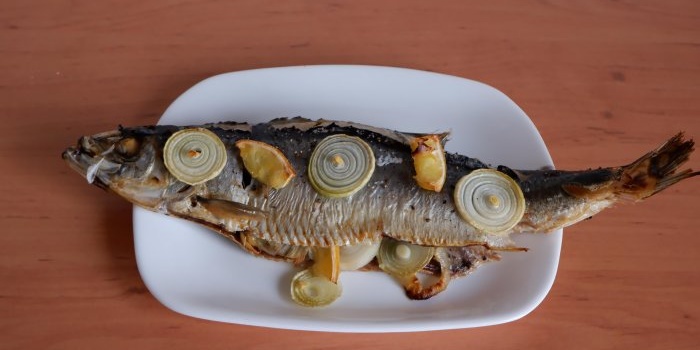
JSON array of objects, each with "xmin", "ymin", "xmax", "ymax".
[{"xmin": 1, "ymin": 1, "xmax": 699, "ymax": 349}]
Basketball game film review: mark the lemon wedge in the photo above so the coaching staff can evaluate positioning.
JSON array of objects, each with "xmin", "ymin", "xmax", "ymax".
[
  {"xmin": 410, "ymin": 135, "xmax": 446, "ymax": 192},
  {"xmin": 235, "ymin": 139, "xmax": 296, "ymax": 189},
  {"xmin": 312, "ymin": 245, "xmax": 341, "ymax": 284}
]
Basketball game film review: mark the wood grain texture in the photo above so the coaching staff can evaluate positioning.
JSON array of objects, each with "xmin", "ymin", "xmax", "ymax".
[{"xmin": 1, "ymin": 0, "xmax": 699, "ymax": 349}]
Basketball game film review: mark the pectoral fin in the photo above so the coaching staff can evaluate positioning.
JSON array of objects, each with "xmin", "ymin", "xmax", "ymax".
[{"xmin": 195, "ymin": 196, "xmax": 268, "ymax": 222}]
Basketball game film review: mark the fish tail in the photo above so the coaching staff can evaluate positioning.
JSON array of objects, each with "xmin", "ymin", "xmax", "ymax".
[{"xmin": 615, "ymin": 132, "xmax": 699, "ymax": 200}]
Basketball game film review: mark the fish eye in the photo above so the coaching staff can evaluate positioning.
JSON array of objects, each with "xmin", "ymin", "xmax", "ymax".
[{"xmin": 116, "ymin": 137, "xmax": 140, "ymax": 159}]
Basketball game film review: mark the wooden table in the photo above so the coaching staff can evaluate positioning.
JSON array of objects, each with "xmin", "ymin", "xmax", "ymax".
[{"xmin": 2, "ymin": 1, "xmax": 699, "ymax": 349}]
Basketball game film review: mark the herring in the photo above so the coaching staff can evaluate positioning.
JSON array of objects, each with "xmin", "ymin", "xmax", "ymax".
[{"xmin": 62, "ymin": 118, "xmax": 699, "ymax": 301}]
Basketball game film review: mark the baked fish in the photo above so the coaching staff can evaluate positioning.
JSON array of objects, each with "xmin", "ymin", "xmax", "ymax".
[{"xmin": 62, "ymin": 118, "xmax": 698, "ymax": 304}]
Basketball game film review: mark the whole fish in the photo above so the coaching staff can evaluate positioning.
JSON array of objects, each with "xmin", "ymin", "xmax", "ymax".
[{"xmin": 62, "ymin": 118, "xmax": 698, "ymax": 300}]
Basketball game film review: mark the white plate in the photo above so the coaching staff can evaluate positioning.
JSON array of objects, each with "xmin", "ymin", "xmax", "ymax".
[{"xmin": 133, "ymin": 65, "xmax": 561, "ymax": 332}]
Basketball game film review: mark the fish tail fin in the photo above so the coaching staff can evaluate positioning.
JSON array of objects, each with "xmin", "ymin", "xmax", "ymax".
[{"xmin": 615, "ymin": 132, "xmax": 699, "ymax": 200}]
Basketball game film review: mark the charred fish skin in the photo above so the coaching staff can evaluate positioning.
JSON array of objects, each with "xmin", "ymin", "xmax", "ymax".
[
  {"xmin": 62, "ymin": 119, "xmax": 698, "ymax": 251},
  {"xmin": 244, "ymin": 120, "xmax": 507, "ymax": 248}
]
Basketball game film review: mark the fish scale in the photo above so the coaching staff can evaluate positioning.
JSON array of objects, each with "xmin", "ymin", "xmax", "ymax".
[{"xmin": 242, "ymin": 158, "xmax": 504, "ymax": 247}]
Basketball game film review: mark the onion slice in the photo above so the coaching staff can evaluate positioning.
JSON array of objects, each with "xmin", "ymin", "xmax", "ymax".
[
  {"xmin": 339, "ymin": 242, "xmax": 381, "ymax": 271},
  {"xmin": 453, "ymin": 168, "xmax": 526, "ymax": 234},
  {"xmin": 163, "ymin": 128, "xmax": 227, "ymax": 185},
  {"xmin": 377, "ymin": 239, "xmax": 435, "ymax": 277},
  {"xmin": 308, "ymin": 134, "xmax": 375, "ymax": 198},
  {"xmin": 290, "ymin": 269, "xmax": 342, "ymax": 307}
]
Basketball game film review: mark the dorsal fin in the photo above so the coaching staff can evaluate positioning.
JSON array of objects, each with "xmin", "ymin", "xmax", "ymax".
[{"xmin": 266, "ymin": 118, "xmax": 450, "ymax": 148}]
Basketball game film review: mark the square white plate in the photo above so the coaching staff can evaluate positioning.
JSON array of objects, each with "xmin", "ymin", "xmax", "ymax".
[{"xmin": 133, "ymin": 65, "xmax": 561, "ymax": 332}]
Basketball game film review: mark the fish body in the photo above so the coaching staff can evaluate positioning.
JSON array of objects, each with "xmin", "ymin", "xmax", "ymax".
[{"xmin": 63, "ymin": 118, "xmax": 697, "ymax": 300}]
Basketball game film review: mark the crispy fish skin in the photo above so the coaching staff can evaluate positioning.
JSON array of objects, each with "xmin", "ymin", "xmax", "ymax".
[{"xmin": 62, "ymin": 119, "xmax": 698, "ymax": 251}]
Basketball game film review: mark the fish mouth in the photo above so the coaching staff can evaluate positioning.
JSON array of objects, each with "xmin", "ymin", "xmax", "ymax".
[
  {"xmin": 62, "ymin": 146, "xmax": 106, "ymax": 189},
  {"xmin": 62, "ymin": 146, "xmax": 89, "ymax": 177},
  {"xmin": 62, "ymin": 133, "xmax": 120, "ymax": 189}
]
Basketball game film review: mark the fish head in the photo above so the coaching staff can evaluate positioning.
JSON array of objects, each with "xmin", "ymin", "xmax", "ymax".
[{"xmin": 62, "ymin": 126, "xmax": 185, "ymax": 210}]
